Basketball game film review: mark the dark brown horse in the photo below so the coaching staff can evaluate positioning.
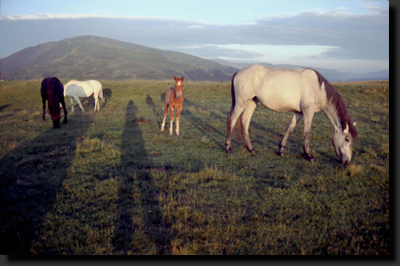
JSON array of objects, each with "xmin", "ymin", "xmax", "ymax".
[
  {"xmin": 161, "ymin": 76, "xmax": 184, "ymax": 135},
  {"xmin": 41, "ymin": 77, "xmax": 68, "ymax": 128}
]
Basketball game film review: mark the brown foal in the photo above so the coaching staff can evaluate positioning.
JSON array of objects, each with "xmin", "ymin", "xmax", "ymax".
[{"xmin": 161, "ymin": 76, "xmax": 184, "ymax": 135}]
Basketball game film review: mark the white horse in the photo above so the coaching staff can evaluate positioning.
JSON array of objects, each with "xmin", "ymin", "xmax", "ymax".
[
  {"xmin": 226, "ymin": 64, "xmax": 358, "ymax": 164},
  {"xmin": 64, "ymin": 80, "xmax": 104, "ymax": 112}
]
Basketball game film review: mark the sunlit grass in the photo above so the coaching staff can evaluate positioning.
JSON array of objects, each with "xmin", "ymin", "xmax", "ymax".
[{"xmin": 0, "ymin": 79, "xmax": 389, "ymax": 255}]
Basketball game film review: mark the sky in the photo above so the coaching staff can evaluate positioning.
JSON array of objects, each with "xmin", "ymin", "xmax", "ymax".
[{"xmin": 0, "ymin": 0, "xmax": 390, "ymax": 73}]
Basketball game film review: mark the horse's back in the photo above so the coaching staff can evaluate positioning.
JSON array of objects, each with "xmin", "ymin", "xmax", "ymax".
[
  {"xmin": 41, "ymin": 77, "xmax": 63, "ymax": 97},
  {"xmin": 235, "ymin": 65, "xmax": 325, "ymax": 112},
  {"xmin": 64, "ymin": 79, "xmax": 101, "ymax": 97}
]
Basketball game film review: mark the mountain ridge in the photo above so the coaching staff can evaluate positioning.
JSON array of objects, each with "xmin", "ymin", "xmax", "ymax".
[
  {"xmin": 0, "ymin": 35, "xmax": 389, "ymax": 82},
  {"xmin": 0, "ymin": 35, "xmax": 238, "ymax": 81},
  {"xmin": 211, "ymin": 58, "xmax": 389, "ymax": 82}
]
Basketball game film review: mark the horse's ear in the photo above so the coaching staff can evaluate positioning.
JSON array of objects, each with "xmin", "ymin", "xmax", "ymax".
[
  {"xmin": 174, "ymin": 76, "xmax": 177, "ymax": 81},
  {"xmin": 182, "ymin": 76, "xmax": 184, "ymax": 81},
  {"xmin": 342, "ymin": 122, "xmax": 349, "ymax": 134},
  {"xmin": 353, "ymin": 120, "xmax": 358, "ymax": 126}
]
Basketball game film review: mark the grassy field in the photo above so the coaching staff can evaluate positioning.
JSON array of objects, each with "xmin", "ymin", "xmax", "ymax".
[{"xmin": 0, "ymin": 79, "xmax": 389, "ymax": 255}]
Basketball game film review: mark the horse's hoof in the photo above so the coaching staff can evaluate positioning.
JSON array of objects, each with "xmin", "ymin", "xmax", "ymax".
[
  {"xmin": 226, "ymin": 148, "xmax": 233, "ymax": 154},
  {"xmin": 279, "ymin": 151, "xmax": 285, "ymax": 157},
  {"xmin": 247, "ymin": 148, "xmax": 257, "ymax": 154},
  {"xmin": 306, "ymin": 154, "xmax": 315, "ymax": 162}
]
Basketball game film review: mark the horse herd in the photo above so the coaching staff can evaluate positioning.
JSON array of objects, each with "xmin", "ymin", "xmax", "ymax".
[{"xmin": 41, "ymin": 64, "xmax": 358, "ymax": 164}]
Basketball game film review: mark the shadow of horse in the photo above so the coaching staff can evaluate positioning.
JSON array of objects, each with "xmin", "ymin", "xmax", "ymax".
[
  {"xmin": 0, "ymin": 113, "xmax": 93, "ymax": 254},
  {"xmin": 0, "ymin": 104, "xmax": 11, "ymax": 112},
  {"xmin": 113, "ymin": 100, "xmax": 171, "ymax": 255},
  {"xmin": 102, "ymin": 88, "xmax": 112, "ymax": 109}
]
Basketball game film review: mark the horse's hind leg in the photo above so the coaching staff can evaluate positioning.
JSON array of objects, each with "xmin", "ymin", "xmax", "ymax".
[
  {"xmin": 94, "ymin": 95, "xmax": 99, "ymax": 111},
  {"xmin": 161, "ymin": 103, "xmax": 168, "ymax": 131},
  {"xmin": 279, "ymin": 112, "xmax": 303, "ymax": 156},
  {"xmin": 225, "ymin": 103, "xmax": 246, "ymax": 153},
  {"xmin": 242, "ymin": 99, "xmax": 258, "ymax": 153},
  {"xmin": 60, "ymin": 97, "xmax": 68, "ymax": 123}
]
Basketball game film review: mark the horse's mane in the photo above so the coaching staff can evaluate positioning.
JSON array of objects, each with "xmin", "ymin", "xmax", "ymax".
[
  {"xmin": 313, "ymin": 70, "xmax": 357, "ymax": 139},
  {"xmin": 48, "ymin": 77, "xmax": 61, "ymax": 109}
]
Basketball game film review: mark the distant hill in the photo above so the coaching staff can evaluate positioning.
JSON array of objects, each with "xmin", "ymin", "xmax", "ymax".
[
  {"xmin": 211, "ymin": 58, "xmax": 389, "ymax": 82},
  {"xmin": 0, "ymin": 36, "xmax": 238, "ymax": 81}
]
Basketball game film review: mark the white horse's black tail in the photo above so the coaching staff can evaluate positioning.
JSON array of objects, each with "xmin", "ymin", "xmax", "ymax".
[{"xmin": 226, "ymin": 72, "xmax": 244, "ymax": 145}]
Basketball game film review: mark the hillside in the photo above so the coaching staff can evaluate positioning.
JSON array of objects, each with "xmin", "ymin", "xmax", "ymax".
[
  {"xmin": 211, "ymin": 58, "xmax": 389, "ymax": 82},
  {"xmin": 0, "ymin": 36, "xmax": 238, "ymax": 81}
]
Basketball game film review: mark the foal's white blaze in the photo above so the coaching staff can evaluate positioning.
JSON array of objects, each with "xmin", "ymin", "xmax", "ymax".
[{"xmin": 177, "ymin": 81, "xmax": 181, "ymax": 86}]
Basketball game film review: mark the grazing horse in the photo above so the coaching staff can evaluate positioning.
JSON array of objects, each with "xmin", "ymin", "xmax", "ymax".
[
  {"xmin": 161, "ymin": 76, "xmax": 184, "ymax": 136},
  {"xmin": 64, "ymin": 79, "xmax": 104, "ymax": 112},
  {"xmin": 41, "ymin": 77, "xmax": 68, "ymax": 128},
  {"xmin": 225, "ymin": 64, "xmax": 358, "ymax": 164}
]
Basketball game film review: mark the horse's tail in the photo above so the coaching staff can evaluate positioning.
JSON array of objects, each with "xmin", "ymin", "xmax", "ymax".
[
  {"xmin": 226, "ymin": 72, "xmax": 244, "ymax": 143},
  {"xmin": 48, "ymin": 77, "xmax": 62, "ymax": 120},
  {"xmin": 99, "ymin": 83, "xmax": 105, "ymax": 101}
]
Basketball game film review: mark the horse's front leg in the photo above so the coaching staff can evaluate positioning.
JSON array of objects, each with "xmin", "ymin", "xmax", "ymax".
[
  {"xmin": 302, "ymin": 110, "xmax": 315, "ymax": 162},
  {"xmin": 69, "ymin": 97, "xmax": 75, "ymax": 113},
  {"xmin": 42, "ymin": 98, "xmax": 47, "ymax": 121},
  {"xmin": 279, "ymin": 112, "xmax": 303, "ymax": 156},
  {"xmin": 74, "ymin": 96, "xmax": 85, "ymax": 112},
  {"xmin": 161, "ymin": 103, "xmax": 168, "ymax": 131}
]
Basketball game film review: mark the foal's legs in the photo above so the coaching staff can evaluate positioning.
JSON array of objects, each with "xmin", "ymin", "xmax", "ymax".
[
  {"xmin": 175, "ymin": 106, "xmax": 182, "ymax": 136},
  {"xmin": 161, "ymin": 103, "xmax": 169, "ymax": 131},
  {"xmin": 169, "ymin": 107, "xmax": 174, "ymax": 136},
  {"xmin": 242, "ymin": 99, "xmax": 258, "ymax": 153},
  {"xmin": 279, "ymin": 112, "xmax": 303, "ymax": 156},
  {"xmin": 302, "ymin": 109, "xmax": 316, "ymax": 162}
]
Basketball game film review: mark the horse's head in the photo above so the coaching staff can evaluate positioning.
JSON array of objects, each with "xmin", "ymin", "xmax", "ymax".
[
  {"xmin": 174, "ymin": 76, "xmax": 184, "ymax": 99},
  {"xmin": 332, "ymin": 120, "xmax": 358, "ymax": 165}
]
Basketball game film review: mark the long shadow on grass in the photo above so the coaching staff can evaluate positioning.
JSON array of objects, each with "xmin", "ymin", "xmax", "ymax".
[
  {"xmin": 0, "ymin": 112, "xmax": 92, "ymax": 254},
  {"xmin": 113, "ymin": 100, "xmax": 171, "ymax": 254},
  {"xmin": 181, "ymin": 98, "xmax": 227, "ymax": 151}
]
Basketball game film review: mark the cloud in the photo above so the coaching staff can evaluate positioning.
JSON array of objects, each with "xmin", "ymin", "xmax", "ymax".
[{"xmin": 0, "ymin": 5, "xmax": 388, "ymax": 68}]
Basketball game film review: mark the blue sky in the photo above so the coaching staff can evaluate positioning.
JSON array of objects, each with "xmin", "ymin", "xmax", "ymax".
[{"xmin": 0, "ymin": 0, "xmax": 389, "ymax": 73}]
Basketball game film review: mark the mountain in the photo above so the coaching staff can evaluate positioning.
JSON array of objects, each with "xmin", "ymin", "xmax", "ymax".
[
  {"xmin": 211, "ymin": 59, "xmax": 389, "ymax": 82},
  {"xmin": 0, "ymin": 36, "xmax": 238, "ymax": 81}
]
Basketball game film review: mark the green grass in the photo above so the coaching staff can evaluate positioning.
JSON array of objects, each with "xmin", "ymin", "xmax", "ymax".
[{"xmin": 0, "ymin": 79, "xmax": 389, "ymax": 255}]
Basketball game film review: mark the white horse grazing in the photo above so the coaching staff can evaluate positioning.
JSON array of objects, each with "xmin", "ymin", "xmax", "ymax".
[
  {"xmin": 226, "ymin": 64, "xmax": 358, "ymax": 164},
  {"xmin": 64, "ymin": 80, "xmax": 104, "ymax": 112}
]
